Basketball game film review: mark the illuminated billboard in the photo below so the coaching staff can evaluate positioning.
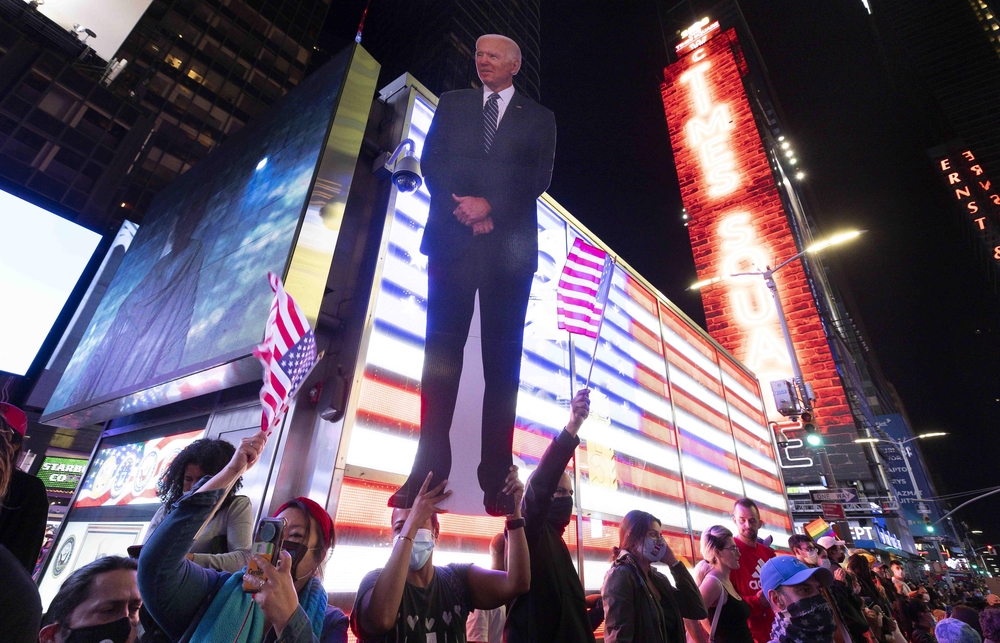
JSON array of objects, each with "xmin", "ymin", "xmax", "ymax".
[
  {"xmin": 322, "ymin": 83, "xmax": 792, "ymax": 602},
  {"xmin": 0, "ymin": 190, "xmax": 101, "ymax": 376},
  {"xmin": 31, "ymin": 0, "xmax": 153, "ymax": 62},
  {"xmin": 43, "ymin": 46, "xmax": 377, "ymax": 427},
  {"xmin": 37, "ymin": 456, "xmax": 88, "ymax": 493},
  {"xmin": 660, "ymin": 26, "xmax": 859, "ymax": 482}
]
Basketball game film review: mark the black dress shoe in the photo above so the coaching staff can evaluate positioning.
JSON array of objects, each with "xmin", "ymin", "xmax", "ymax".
[
  {"xmin": 483, "ymin": 490, "xmax": 515, "ymax": 517},
  {"xmin": 387, "ymin": 483, "xmax": 416, "ymax": 509}
]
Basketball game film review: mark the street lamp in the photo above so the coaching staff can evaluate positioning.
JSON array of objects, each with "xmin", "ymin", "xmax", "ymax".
[
  {"xmin": 689, "ymin": 230, "xmax": 865, "ymax": 483},
  {"xmin": 689, "ymin": 229, "xmax": 864, "ymax": 399},
  {"xmin": 854, "ymin": 432, "xmax": 948, "ymax": 532}
]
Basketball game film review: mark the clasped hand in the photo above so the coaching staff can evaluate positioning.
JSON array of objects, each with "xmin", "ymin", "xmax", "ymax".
[{"xmin": 452, "ymin": 194, "xmax": 493, "ymax": 236}]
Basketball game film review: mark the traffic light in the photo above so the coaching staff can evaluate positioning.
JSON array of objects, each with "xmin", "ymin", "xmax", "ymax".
[
  {"xmin": 988, "ymin": 544, "xmax": 995, "ymax": 555},
  {"xmin": 923, "ymin": 514, "xmax": 935, "ymax": 533},
  {"xmin": 802, "ymin": 412, "xmax": 823, "ymax": 447}
]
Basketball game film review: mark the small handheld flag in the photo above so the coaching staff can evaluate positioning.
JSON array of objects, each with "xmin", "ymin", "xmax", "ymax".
[
  {"xmin": 557, "ymin": 238, "xmax": 614, "ymax": 338},
  {"xmin": 557, "ymin": 238, "xmax": 615, "ymax": 388},
  {"xmin": 254, "ymin": 272, "xmax": 317, "ymax": 434}
]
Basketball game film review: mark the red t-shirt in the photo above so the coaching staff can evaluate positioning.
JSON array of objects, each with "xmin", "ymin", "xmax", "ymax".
[{"xmin": 729, "ymin": 536, "xmax": 777, "ymax": 643}]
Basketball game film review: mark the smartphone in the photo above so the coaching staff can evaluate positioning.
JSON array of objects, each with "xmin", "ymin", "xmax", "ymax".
[{"xmin": 243, "ymin": 517, "xmax": 285, "ymax": 592}]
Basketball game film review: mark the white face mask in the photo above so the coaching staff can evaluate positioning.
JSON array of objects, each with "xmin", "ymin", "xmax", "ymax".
[
  {"xmin": 819, "ymin": 558, "xmax": 832, "ymax": 569},
  {"xmin": 396, "ymin": 528, "xmax": 435, "ymax": 570},
  {"xmin": 642, "ymin": 536, "xmax": 667, "ymax": 562},
  {"xmin": 802, "ymin": 550, "xmax": 819, "ymax": 565}
]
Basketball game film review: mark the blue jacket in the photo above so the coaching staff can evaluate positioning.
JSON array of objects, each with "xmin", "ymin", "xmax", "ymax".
[{"xmin": 138, "ymin": 486, "xmax": 347, "ymax": 643}]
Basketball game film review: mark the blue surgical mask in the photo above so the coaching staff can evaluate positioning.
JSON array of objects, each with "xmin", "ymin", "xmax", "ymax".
[{"xmin": 397, "ymin": 528, "xmax": 435, "ymax": 570}]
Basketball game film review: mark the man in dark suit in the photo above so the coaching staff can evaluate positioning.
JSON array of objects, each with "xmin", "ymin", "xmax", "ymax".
[{"xmin": 388, "ymin": 34, "xmax": 557, "ymax": 516}]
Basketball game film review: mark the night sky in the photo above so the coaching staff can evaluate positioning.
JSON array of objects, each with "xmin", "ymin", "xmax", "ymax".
[{"xmin": 323, "ymin": 1, "xmax": 1000, "ymax": 541}]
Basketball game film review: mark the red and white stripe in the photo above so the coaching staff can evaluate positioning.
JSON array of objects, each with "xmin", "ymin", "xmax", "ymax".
[
  {"xmin": 557, "ymin": 238, "xmax": 610, "ymax": 338},
  {"xmin": 254, "ymin": 272, "xmax": 312, "ymax": 433}
]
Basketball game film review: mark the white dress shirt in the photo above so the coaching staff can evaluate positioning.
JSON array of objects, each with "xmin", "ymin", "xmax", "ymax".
[{"xmin": 482, "ymin": 85, "xmax": 516, "ymax": 126}]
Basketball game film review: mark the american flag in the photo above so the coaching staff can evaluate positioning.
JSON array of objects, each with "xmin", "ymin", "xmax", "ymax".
[
  {"xmin": 557, "ymin": 238, "xmax": 614, "ymax": 338},
  {"xmin": 254, "ymin": 272, "xmax": 317, "ymax": 433}
]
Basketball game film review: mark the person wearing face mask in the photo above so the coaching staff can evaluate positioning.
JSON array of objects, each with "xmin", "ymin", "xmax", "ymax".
[
  {"xmin": 39, "ymin": 556, "xmax": 142, "ymax": 643},
  {"xmin": 137, "ymin": 431, "xmax": 349, "ymax": 643},
  {"xmin": 792, "ymin": 537, "xmax": 869, "ymax": 643},
  {"xmin": 601, "ymin": 510, "xmax": 707, "ymax": 643},
  {"xmin": 761, "ymin": 555, "xmax": 837, "ymax": 643},
  {"xmin": 351, "ymin": 465, "xmax": 529, "ymax": 643},
  {"xmin": 504, "ymin": 388, "xmax": 598, "ymax": 643},
  {"xmin": 906, "ymin": 597, "xmax": 940, "ymax": 643}
]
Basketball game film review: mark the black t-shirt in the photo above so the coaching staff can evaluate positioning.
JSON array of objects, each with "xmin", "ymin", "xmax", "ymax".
[
  {"xmin": 0, "ymin": 544, "xmax": 42, "ymax": 643},
  {"xmin": 352, "ymin": 563, "xmax": 474, "ymax": 643}
]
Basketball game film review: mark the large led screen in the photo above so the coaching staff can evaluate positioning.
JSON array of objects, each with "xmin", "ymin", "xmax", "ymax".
[
  {"xmin": 0, "ymin": 191, "xmax": 100, "ymax": 376},
  {"xmin": 45, "ymin": 49, "xmax": 353, "ymax": 420},
  {"xmin": 73, "ymin": 428, "xmax": 204, "ymax": 508},
  {"xmin": 30, "ymin": 0, "xmax": 154, "ymax": 62},
  {"xmin": 324, "ymin": 91, "xmax": 793, "ymax": 602}
]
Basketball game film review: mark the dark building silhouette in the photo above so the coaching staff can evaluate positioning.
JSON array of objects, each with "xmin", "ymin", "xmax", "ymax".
[
  {"xmin": 359, "ymin": 0, "xmax": 542, "ymax": 101},
  {"xmin": 0, "ymin": 0, "xmax": 154, "ymax": 226},
  {"xmin": 109, "ymin": 0, "xmax": 332, "ymax": 226}
]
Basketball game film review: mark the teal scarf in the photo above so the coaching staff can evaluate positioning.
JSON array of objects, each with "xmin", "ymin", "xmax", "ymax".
[
  {"xmin": 189, "ymin": 569, "xmax": 328, "ymax": 643},
  {"xmin": 189, "ymin": 571, "xmax": 264, "ymax": 643}
]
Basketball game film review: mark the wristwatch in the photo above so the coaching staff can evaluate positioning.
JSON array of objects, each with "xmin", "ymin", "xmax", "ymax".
[{"xmin": 506, "ymin": 517, "xmax": 526, "ymax": 530}]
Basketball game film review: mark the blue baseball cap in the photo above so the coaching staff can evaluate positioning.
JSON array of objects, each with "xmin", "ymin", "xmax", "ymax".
[{"xmin": 760, "ymin": 555, "xmax": 834, "ymax": 596}]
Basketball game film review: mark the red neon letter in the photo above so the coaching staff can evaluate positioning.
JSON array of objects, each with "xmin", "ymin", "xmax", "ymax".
[
  {"xmin": 963, "ymin": 150, "xmax": 976, "ymax": 161},
  {"xmin": 940, "ymin": 159, "xmax": 951, "ymax": 171},
  {"xmin": 948, "ymin": 172, "xmax": 961, "ymax": 185},
  {"xmin": 975, "ymin": 217, "xmax": 986, "ymax": 230},
  {"xmin": 956, "ymin": 186, "xmax": 971, "ymax": 199}
]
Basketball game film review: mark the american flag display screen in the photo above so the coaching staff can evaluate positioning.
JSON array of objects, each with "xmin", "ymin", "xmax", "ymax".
[{"xmin": 323, "ymin": 91, "xmax": 792, "ymax": 602}]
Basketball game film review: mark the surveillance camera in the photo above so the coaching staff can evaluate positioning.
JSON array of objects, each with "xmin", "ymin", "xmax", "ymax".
[{"xmin": 391, "ymin": 154, "xmax": 422, "ymax": 193}]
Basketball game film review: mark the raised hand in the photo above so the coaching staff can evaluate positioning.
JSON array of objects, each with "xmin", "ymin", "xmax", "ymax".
[
  {"xmin": 566, "ymin": 388, "xmax": 590, "ymax": 436},
  {"xmin": 402, "ymin": 472, "xmax": 451, "ymax": 538},
  {"xmin": 502, "ymin": 465, "xmax": 524, "ymax": 518}
]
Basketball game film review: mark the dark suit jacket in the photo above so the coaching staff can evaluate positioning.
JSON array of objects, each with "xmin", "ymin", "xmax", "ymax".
[{"xmin": 420, "ymin": 87, "xmax": 556, "ymax": 276}]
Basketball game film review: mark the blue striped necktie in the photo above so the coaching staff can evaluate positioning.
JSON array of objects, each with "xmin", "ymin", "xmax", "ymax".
[{"xmin": 484, "ymin": 92, "xmax": 500, "ymax": 153}]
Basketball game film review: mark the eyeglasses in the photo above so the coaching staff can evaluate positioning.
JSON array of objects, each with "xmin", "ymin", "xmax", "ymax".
[{"xmin": 722, "ymin": 546, "xmax": 740, "ymax": 552}]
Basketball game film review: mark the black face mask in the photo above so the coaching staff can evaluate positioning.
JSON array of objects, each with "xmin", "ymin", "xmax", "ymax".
[
  {"xmin": 281, "ymin": 540, "xmax": 307, "ymax": 580},
  {"xmin": 63, "ymin": 616, "xmax": 132, "ymax": 643},
  {"xmin": 547, "ymin": 496, "xmax": 574, "ymax": 534}
]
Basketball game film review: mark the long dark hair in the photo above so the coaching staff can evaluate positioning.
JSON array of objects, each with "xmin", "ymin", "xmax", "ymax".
[
  {"xmin": 0, "ymin": 414, "xmax": 21, "ymax": 503},
  {"xmin": 157, "ymin": 438, "xmax": 240, "ymax": 509},
  {"xmin": 612, "ymin": 510, "xmax": 660, "ymax": 561}
]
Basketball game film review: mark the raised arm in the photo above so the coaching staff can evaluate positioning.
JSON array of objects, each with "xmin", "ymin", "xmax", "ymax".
[
  {"xmin": 669, "ymin": 561, "xmax": 709, "ymax": 620},
  {"xmin": 468, "ymin": 467, "xmax": 530, "ymax": 608},
  {"xmin": 523, "ymin": 389, "xmax": 589, "ymax": 536},
  {"xmin": 137, "ymin": 433, "xmax": 266, "ymax": 640},
  {"xmin": 355, "ymin": 474, "xmax": 451, "ymax": 636}
]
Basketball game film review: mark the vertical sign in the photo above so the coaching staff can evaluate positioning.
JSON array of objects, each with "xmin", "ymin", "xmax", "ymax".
[
  {"xmin": 933, "ymin": 147, "xmax": 1000, "ymax": 266},
  {"xmin": 875, "ymin": 414, "xmax": 943, "ymax": 532},
  {"xmin": 660, "ymin": 27, "xmax": 861, "ymax": 483}
]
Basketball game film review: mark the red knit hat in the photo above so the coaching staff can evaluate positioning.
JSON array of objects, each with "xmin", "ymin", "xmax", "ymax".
[
  {"xmin": 0, "ymin": 403, "xmax": 27, "ymax": 437},
  {"xmin": 274, "ymin": 497, "xmax": 334, "ymax": 548}
]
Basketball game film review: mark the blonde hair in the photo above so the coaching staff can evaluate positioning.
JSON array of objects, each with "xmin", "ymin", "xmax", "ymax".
[{"xmin": 701, "ymin": 525, "xmax": 734, "ymax": 565}]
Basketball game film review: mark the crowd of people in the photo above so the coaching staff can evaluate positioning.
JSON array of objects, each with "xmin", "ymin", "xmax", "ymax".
[{"xmin": 2, "ymin": 392, "xmax": 999, "ymax": 643}]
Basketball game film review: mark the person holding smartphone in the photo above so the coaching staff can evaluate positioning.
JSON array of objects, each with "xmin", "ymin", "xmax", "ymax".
[{"xmin": 137, "ymin": 431, "xmax": 348, "ymax": 643}]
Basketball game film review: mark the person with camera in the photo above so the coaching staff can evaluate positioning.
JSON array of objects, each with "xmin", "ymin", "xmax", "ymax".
[
  {"xmin": 137, "ymin": 431, "xmax": 348, "ymax": 643},
  {"xmin": 351, "ymin": 466, "xmax": 529, "ymax": 643}
]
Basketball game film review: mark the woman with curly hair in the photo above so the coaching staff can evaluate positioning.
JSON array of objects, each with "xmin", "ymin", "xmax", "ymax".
[{"xmin": 142, "ymin": 437, "xmax": 252, "ymax": 572}]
